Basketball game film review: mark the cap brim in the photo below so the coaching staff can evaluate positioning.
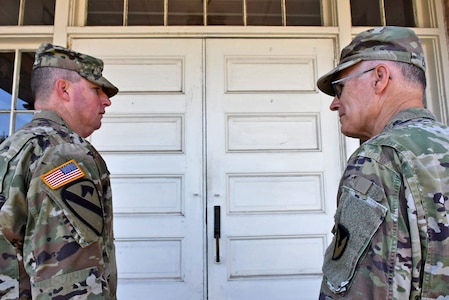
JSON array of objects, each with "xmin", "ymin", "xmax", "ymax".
[
  {"xmin": 316, "ymin": 59, "xmax": 362, "ymax": 96},
  {"xmin": 89, "ymin": 76, "xmax": 119, "ymax": 98}
]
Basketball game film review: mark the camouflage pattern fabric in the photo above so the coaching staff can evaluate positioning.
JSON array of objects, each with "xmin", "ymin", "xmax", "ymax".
[
  {"xmin": 0, "ymin": 110, "xmax": 117, "ymax": 299},
  {"xmin": 320, "ymin": 108, "xmax": 449, "ymax": 299}
]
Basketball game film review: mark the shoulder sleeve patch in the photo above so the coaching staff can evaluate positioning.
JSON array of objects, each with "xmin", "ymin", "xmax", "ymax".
[
  {"xmin": 61, "ymin": 179, "xmax": 104, "ymax": 237},
  {"xmin": 41, "ymin": 159, "xmax": 85, "ymax": 190}
]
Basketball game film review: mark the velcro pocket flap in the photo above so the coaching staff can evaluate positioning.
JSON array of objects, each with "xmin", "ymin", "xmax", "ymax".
[{"xmin": 323, "ymin": 178, "xmax": 387, "ymax": 293}]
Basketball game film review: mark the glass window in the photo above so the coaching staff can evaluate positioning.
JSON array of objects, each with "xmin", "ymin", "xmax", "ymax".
[
  {"xmin": 18, "ymin": 52, "xmax": 35, "ymax": 110},
  {"xmin": 87, "ymin": 0, "xmax": 124, "ymax": 26},
  {"xmin": 23, "ymin": 0, "xmax": 55, "ymax": 25},
  {"xmin": 128, "ymin": 0, "xmax": 164, "ymax": 25},
  {"xmin": 350, "ymin": 0, "xmax": 382, "ymax": 26},
  {"xmin": 0, "ymin": 114, "xmax": 10, "ymax": 144},
  {"xmin": 351, "ymin": 0, "xmax": 415, "ymax": 26},
  {"xmin": 247, "ymin": 0, "xmax": 282, "ymax": 26},
  {"xmin": 208, "ymin": 0, "xmax": 244, "ymax": 25},
  {"xmin": 0, "ymin": 51, "xmax": 35, "ymax": 140},
  {"xmin": 168, "ymin": 0, "xmax": 203, "ymax": 25},
  {"xmin": 286, "ymin": 0, "xmax": 321, "ymax": 26},
  {"xmin": 0, "ymin": 53, "xmax": 13, "ymax": 140},
  {"xmin": 0, "ymin": 0, "xmax": 20, "ymax": 25},
  {"xmin": 0, "ymin": 0, "xmax": 55, "ymax": 26},
  {"xmin": 85, "ymin": 0, "xmax": 323, "ymax": 26},
  {"xmin": 384, "ymin": 0, "xmax": 414, "ymax": 26},
  {"xmin": 15, "ymin": 113, "xmax": 33, "ymax": 131},
  {"xmin": 0, "ymin": 52, "xmax": 15, "ymax": 110}
]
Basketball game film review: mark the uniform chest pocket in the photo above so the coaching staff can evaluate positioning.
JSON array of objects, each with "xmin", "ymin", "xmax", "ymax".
[{"xmin": 322, "ymin": 176, "xmax": 387, "ymax": 294}]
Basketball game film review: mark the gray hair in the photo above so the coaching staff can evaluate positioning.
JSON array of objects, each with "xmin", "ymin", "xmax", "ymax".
[
  {"xmin": 394, "ymin": 61, "xmax": 427, "ymax": 90},
  {"xmin": 31, "ymin": 67, "xmax": 81, "ymax": 102}
]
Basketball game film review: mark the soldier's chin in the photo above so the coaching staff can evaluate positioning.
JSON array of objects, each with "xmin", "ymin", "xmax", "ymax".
[{"xmin": 341, "ymin": 128, "xmax": 359, "ymax": 139}]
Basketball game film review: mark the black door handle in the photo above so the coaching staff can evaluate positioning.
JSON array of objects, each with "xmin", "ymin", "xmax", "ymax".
[{"xmin": 214, "ymin": 206, "xmax": 221, "ymax": 263}]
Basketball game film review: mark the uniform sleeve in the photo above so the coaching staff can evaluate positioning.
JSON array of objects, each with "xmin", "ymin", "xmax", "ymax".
[
  {"xmin": 0, "ymin": 151, "xmax": 30, "ymax": 299},
  {"xmin": 7, "ymin": 142, "xmax": 113, "ymax": 299},
  {"xmin": 402, "ymin": 149, "xmax": 449, "ymax": 298},
  {"xmin": 319, "ymin": 145, "xmax": 414, "ymax": 299},
  {"xmin": 0, "ymin": 148, "xmax": 29, "ymax": 249}
]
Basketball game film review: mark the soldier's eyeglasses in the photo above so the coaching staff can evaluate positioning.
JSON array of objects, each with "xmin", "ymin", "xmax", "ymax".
[{"xmin": 331, "ymin": 67, "xmax": 376, "ymax": 99}]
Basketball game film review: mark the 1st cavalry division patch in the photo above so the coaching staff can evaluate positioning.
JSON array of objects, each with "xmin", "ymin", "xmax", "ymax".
[{"xmin": 41, "ymin": 159, "xmax": 85, "ymax": 190}]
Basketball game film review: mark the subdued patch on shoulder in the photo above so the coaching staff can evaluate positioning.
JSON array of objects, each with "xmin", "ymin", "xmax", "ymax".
[
  {"xmin": 41, "ymin": 159, "xmax": 85, "ymax": 190},
  {"xmin": 61, "ymin": 179, "xmax": 104, "ymax": 236},
  {"xmin": 332, "ymin": 224, "xmax": 350, "ymax": 260}
]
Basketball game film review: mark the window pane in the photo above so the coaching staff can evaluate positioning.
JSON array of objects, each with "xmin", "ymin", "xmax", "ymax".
[
  {"xmin": 18, "ymin": 52, "xmax": 35, "ymax": 110},
  {"xmin": 23, "ymin": 0, "xmax": 55, "ymax": 25},
  {"xmin": 286, "ymin": 0, "xmax": 321, "ymax": 26},
  {"xmin": 0, "ymin": 89, "xmax": 12, "ymax": 111},
  {"xmin": 247, "ymin": 0, "xmax": 282, "ymax": 26},
  {"xmin": 0, "ymin": 0, "xmax": 20, "ymax": 25},
  {"xmin": 385, "ymin": 0, "xmax": 415, "ymax": 26},
  {"xmin": 0, "ymin": 114, "xmax": 10, "ymax": 143},
  {"xmin": 87, "ymin": 0, "xmax": 124, "ymax": 26},
  {"xmin": 84, "ymin": 0, "xmax": 325, "ymax": 26},
  {"xmin": 15, "ymin": 113, "xmax": 33, "ymax": 131},
  {"xmin": 350, "ymin": 0, "xmax": 382, "ymax": 26},
  {"xmin": 0, "ymin": 52, "xmax": 15, "ymax": 110},
  {"xmin": 128, "ymin": 0, "xmax": 164, "ymax": 25},
  {"xmin": 208, "ymin": 0, "xmax": 243, "ymax": 25},
  {"xmin": 168, "ymin": 0, "xmax": 203, "ymax": 25}
]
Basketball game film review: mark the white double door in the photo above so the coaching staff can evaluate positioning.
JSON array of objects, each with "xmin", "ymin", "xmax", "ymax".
[{"xmin": 74, "ymin": 37, "xmax": 341, "ymax": 300}]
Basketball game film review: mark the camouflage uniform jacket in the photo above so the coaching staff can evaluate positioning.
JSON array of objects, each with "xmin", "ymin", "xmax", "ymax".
[
  {"xmin": 320, "ymin": 108, "xmax": 449, "ymax": 300},
  {"xmin": 0, "ymin": 110, "xmax": 117, "ymax": 299}
]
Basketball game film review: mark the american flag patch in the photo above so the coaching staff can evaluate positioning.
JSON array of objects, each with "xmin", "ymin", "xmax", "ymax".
[{"xmin": 41, "ymin": 160, "xmax": 85, "ymax": 190}]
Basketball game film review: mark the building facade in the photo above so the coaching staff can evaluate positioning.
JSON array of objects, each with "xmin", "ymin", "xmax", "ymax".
[{"xmin": 1, "ymin": 1, "xmax": 449, "ymax": 299}]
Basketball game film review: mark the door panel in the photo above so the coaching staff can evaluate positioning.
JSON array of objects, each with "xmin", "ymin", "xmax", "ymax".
[
  {"xmin": 206, "ymin": 39, "xmax": 340, "ymax": 300},
  {"xmin": 71, "ymin": 38, "xmax": 205, "ymax": 300}
]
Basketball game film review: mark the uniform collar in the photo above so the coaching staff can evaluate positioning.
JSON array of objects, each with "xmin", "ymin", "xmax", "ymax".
[
  {"xmin": 33, "ymin": 110, "xmax": 67, "ymax": 126},
  {"xmin": 382, "ymin": 107, "xmax": 436, "ymax": 133}
]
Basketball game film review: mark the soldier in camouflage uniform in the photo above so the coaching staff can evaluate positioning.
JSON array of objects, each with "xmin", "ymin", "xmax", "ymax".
[
  {"xmin": 317, "ymin": 26, "xmax": 449, "ymax": 299},
  {"xmin": 0, "ymin": 43, "xmax": 118, "ymax": 299}
]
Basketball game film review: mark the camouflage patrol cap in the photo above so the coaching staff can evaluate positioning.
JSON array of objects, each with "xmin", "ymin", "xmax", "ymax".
[
  {"xmin": 317, "ymin": 26, "xmax": 426, "ymax": 96},
  {"xmin": 33, "ymin": 43, "xmax": 119, "ymax": 98}
]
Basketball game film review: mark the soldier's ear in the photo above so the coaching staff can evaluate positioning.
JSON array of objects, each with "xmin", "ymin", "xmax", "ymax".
[
  {"xmin": 372, "ymin": 64, "xmax": 390, "ymax": 94},
  {"xmin": 55, "ymin": 79, "xmax": 71, "ymax": 101}
]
